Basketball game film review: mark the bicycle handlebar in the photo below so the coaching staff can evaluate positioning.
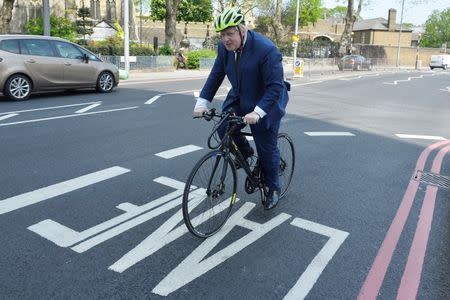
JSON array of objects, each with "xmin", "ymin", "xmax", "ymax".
[{"xmin": 194, "ymin": 108, "xmax": 246, "ymax": 149}]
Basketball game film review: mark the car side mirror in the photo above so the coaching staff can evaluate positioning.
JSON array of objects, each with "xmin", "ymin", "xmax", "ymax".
[{"xmin": 82, "ymin": 53, "xmax": 89, "ymax": 63}]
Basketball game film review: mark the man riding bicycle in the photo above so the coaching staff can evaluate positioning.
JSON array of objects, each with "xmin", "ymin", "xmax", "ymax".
[{"xmin": 193, "ymin": 7, "xmax": 289, "ymax": 210}]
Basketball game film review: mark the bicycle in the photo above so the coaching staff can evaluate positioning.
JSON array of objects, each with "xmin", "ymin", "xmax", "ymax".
[{"xmin": 182, "ymin": 108, "xmax": 295, "ymax": 238}]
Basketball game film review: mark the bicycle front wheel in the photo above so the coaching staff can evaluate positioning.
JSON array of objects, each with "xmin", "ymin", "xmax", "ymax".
[
  {"xmin": 182, "ymin": 150, "xmax": 237, "ymax": 238},
  {"xmin": 278, "ymin": 133, "xmax": 295, "ymax": 199}
]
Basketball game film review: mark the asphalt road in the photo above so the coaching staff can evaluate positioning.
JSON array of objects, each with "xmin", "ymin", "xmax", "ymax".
[{"xmin": 0, "ymin": 69, "xmax": 449, "ymax": 299}]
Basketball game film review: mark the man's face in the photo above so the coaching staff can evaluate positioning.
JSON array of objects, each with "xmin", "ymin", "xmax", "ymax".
[{"xmin": 220, "ymin": 26, "xmax": 242, "ymax": 51}]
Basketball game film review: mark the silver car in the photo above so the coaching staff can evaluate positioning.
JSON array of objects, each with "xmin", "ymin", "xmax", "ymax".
[{"xmin": 0, "ymin": 35, "xmax": 119, "ymax": 101}]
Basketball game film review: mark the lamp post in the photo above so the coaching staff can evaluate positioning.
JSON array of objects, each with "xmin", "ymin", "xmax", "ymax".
[
  {"xmin": 139, "ymin": 0, "xmax": 142, "ymax": 47},
  {"xmin": 415, "ymin": 33, "xmax": 421, "ymax": 70},
  {"xmin": 396, "ymin": 0, "xmax": 405, "ymax": 67},
  {"xmin": 292, "ymin": 0, "xmax": 300, "ymax": 77},
  {"xmin": 42, "ymin": 0, "xmax": 50, "ymax": 36},
  {"xmin": 124, "ymin": 0, "xmax": 130, "ymax": 75}
]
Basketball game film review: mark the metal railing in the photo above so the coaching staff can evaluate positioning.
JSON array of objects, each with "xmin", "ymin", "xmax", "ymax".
[{"xmin": 98, "ymin": 55, "xmax": 413, "ymax": 73}]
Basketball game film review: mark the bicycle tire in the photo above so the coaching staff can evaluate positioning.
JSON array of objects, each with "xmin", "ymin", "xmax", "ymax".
[
  {"xmin": 182, "ymin": 150, "xmax": 237, "ymax": 238},
  {"xmin": 278, "ymin": 133, "xmax": 295, "ymax": 199}
]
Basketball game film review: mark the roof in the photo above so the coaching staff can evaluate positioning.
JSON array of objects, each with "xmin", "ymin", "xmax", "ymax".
[
  {"xmin": 353, "ymin": 18, "xmax": 413, "ymax": 32},
  {"xmin": 94, "ymin": 20, "xmax": 118, "ymax": 30}
]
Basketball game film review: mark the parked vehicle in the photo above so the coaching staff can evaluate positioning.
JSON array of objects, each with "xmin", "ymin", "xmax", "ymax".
[
  {"xmin": 0, "ymin": 35, "xmax": 119, "ymax": 101},
  {"xmin": 338, "ymin": 55, "xmax": 373, "ymax": 71},
  {"xmin": 429, "ymin": 55, "xmax": 450, "ymax": 70}
]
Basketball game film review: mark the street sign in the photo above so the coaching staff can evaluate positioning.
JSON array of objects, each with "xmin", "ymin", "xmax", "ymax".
[{"xmin": 294, "ymin": 58, "xmax": 304, "ymax": 77}]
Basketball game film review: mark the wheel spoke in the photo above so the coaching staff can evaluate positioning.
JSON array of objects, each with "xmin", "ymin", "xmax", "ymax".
[{"xmin": 183, "ymin": 152, "xmax": 236, "ymax": 238}]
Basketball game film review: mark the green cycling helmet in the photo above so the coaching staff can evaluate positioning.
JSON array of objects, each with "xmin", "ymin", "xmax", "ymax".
[{"xmin": 214, "ymin": 7, "xmax": 245, "ymax": 32}]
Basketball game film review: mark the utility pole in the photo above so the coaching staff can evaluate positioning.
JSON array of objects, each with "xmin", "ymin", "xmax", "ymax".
[
  {"xmin": 396, "ymin": 0, "xmax": 405, "ymax": 67},
  {"xmin": 292, "ymin": 0, "xmax": 300, "ymax": 77},
  {"xmin": 124, "ymin": 0, "xmax": 130, "ymax": 75},
  {"xmin": 42, "ymin": 0, "xmax": 50, "ymax": 36},
  {"xmin": 140, "ymin": 0, "xmax": 143, "ymax": 47}
]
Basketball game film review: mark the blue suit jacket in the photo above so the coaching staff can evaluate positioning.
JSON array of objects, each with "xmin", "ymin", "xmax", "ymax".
[{"xmin": 200, "ymin": 30, "xmax": 289, "ymax": 129}]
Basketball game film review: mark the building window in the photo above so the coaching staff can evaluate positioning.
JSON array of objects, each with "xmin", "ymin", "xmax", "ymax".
[
  {"xmin": 107, "ymin": 0, "xmax": 116, "ymax": 21},
  {"xmin": 90, "ymin": 0, "xmax": 100, "ymax": 19}
]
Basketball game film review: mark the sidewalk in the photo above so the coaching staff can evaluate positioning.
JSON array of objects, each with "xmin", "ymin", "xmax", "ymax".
[{"xmin": 124, "ymin": 65, "xmax": 424, "ymax": 83}]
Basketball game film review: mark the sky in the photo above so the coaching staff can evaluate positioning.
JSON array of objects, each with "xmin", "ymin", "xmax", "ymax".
[{"xmin": 321, "ymin": 0, "xmax": 450, "ymax": 25}]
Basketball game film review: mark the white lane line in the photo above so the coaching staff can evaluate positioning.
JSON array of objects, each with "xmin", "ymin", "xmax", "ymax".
[
  {"xmin": 0, "ymin": 166, "xmax": 130, "ymax": 215},
  {"xmin": 145, "ymin": 95, "xmax": 160, "ymax": 105},
  {"xmin": 339, "ymin": 73, "xmax": 380, "ymax": 81},
  {"xmin": 396, "ymin": 134, "xmax": 447, "ymax": 140},
  {"xmin": 0, "ymin": 113, "xmax": 18, "ymax": 121},
  {"xmin": 75, "ymin": 103, "xmax": 101, "ymax": 114},
  {"xmin": 0, "ymin": 101, "xmax": 101, "ymax": 115},
  {"xmin": 284, "ymin": 218, "xmax": 349, "ymax": 300},
  {"xmin": 304, "ymin": 132, "xmax": 355, "ymax": 137},
  {"xmin": 0, "ymin": 106, "xmax": 138, "ymax": 127},
  {"xmin": 383, "ymin": 75, "xmax": 424, "ymax": 85},
  {"xmin": 291, "ymin": 81, "xmax": 323, "ymax": 87},
  {"xmin": 119, "ymin": 76, "xmax": 208, "ymax": 85},
  {"xmin": 155, "ymin": 145, "xmax": 203, "ymax": 159}
]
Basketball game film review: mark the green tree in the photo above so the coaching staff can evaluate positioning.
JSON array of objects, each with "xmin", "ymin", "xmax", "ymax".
[
  {"xmin": 421, "ymin": 8, "xmax": 450, "ymax": 48},
  {"xmin": 322, "ymin": 6, "xmax": 347, "ymax": 20},
  {"xmin": 283, "ymin": 0, "xmax": 323, "ymax": 28},
  {"xmin": 25, "ymin": 15, "xmax": 77, "ymax": 41},
  {"xmin": 151, "ymin": 0, "xmax": 213, "ymax": 22},
  {"xmin": 76, "ymin": 7, "xmax": 94, "ymax": 44}
]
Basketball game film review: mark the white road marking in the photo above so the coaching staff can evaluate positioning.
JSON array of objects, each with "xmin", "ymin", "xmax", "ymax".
[
  {"xmin": 396, "ymin": 134, "xmax": 446, "ymax": 140},
  {"xmin": 0, "ymin": 166, "xmax": 129, "ymax": 215},
  {"xmin": 109, "ymin": 189, "xmax": 236, "ymax": 273},
  {"xmin": 145, "ymin": 95, "xmax": 160, "ymax": 104},
  {"xmin": 0, "ymin": 101, "xmax": 101, "ymax": 115},
  {"xmin": 155, "ymin": 145, "xmax": 203, "ymax": 159},
  {"xmin": 284, "ymin": 218, "xmax": 349, "ymax": 300},
  {"xmin": 383, "ymin": 75, "xmax": 424, "ymax": 85},
  {"xmin": 0, "ymin": 106, "xmax": 138, "ymax": 127},
  {"xmin": 119, "ymin": 76, "xmax": 208, "ymax": 85},
  {"xmin": 75, "ymin": 103, "xmax": 101, "ymax": 113},
  {"xmin": 339, "ymin": 73, "xmax": 380, "ymax": 81},
  {"xmin": 291, "ymin": 81, "xmax": 323, "ymax": 87},
  {"xmin": 152, "ymin": 203, "xmax": 291, "ymax": 296},
  {"xmin": 304, "ymin": 132, "xmax": 355, "ymax": 137},
  {"xmin": 28, "ymin": 176, "xmax": 185, "ymax": 249},
  {"xmin": 246, "ymin": 136, "xmax": 254, "ymax": 141},
  {"xmin": 0, "ymin": 113, "xmax": 18, "ymax": 121}
]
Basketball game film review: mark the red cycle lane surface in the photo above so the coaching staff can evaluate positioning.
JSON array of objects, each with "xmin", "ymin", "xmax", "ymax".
[{"xmin": 358, "ymin": 140, "xmax": 450, "ymax": 300}]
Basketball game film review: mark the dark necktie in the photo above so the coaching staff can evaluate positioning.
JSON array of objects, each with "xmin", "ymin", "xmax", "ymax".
[{"xmin": 235, "ymin": 50, "xmax": 241, "ymax": 64}]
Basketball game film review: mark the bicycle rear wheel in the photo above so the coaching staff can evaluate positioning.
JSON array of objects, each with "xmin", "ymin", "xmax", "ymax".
[
  {"xmin": 182, "ymin": 150, "xmax": 237, "ymax": 238},
  {"xmin": 278, "ymin": 133, "xmax": 295, "ymax": 199}
]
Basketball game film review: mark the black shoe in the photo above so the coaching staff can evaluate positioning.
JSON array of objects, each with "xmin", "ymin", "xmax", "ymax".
[{"xmin": 264, "ymin": 189, "xmax": 280, "ymax": 210}]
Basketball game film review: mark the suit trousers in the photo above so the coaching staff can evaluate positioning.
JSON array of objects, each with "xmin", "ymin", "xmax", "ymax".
[{"xmin": 218, "ymin": 105, "xmax": 281, "ymax": 191}]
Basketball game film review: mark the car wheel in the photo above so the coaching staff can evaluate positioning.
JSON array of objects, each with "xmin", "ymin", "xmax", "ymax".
[
  {"xmin": 430, "ymin": 67, "xmax": 434, "ymax": 70},
  {"xmin": 96, "ymin": 71, "xmax": 114, "ymax": 93},
  {"xmin": 4, "ymin": 74, "xmax": 32, "ymax": 101}
]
